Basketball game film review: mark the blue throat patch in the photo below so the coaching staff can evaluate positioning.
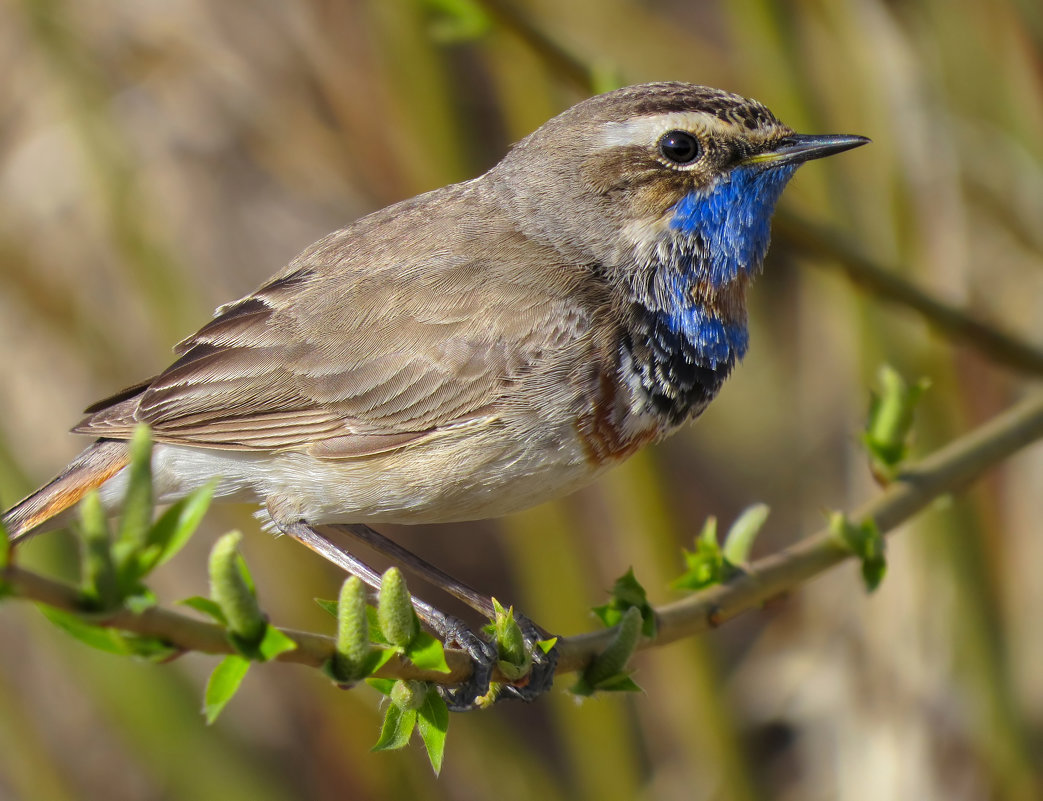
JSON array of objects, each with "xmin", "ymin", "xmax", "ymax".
[
  {"xmin": 669, "ymin": 163, "xmax": 798, "ymax": 285},
  {"xmin": 623, "ymin": 163, "xmax": 798, "ymax": 425},
  {"xmin": 661, "ymin": 163, "xmax": 798, "ymax": 369}
]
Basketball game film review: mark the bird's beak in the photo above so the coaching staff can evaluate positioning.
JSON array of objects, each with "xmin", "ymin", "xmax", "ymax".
[{"xmin": 743, "ymin": 133, "xmax": 871, "ymax": 167}]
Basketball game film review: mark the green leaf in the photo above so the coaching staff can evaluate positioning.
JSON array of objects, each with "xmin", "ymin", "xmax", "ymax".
[
  {"xmin": 204, "ymin": 655, "xmax": 250, "ymax": 724},
  {"xmin": 372, "ymin": 704, "xmax": 417, "ymax": 752},
  {"xmin": 79, "ymin": 492, "xmax": 119, "ymax": 609},
  {"xmin": 484, "ymin": 598, "xmax": 527, "ymax": 671},
  {"xmin": 721, "ymin": 504, "xmax": 770, "ymax": 566},
  {"xmin": 536, "ymin": 637, "xmax": 558, "ymax": 654},
  {"xmin": 672, "ymin": 519, "xmax": 724, "ymax": 592},
  {"xmin": 829, "ymin": 513, "xmax": 887, "ymax": 592},
  {"xmin": 235, "ymin": 546, "xmax": 257, "ymax": 596},
  {"xmin": 123, "ymin": 591, "xmax": 158, "ymax": 614},
  {"xmin": 422, "ymin": 0, "xmax": 491, "ymax": 43},
  {"xmin": 139, "ymin": 481, "xmax": 216, "ymax": 573},
  {"xmin": 366, "ymin": 677, "xmax": 396, "ymax": 696},
  {"xmin": 417, "ymin": 690, "xmax": 449, "ymax": 775},
  {"xmin": 208, "ymin": 532, "xmax": 265, "ymax": 643},
  {"xmin": 314, "ymin": 597, "xmax": 338, "ymax": 618},
  {"xmin": 39, "ymin": 606, "xmax": 133, "ymax": 654},
  {"xmin": 364, "ymin": 647, "xmax": 396, "ymax": 675},
  {"xmin": 589, "ymin": 674, "xmax": 642, "ymax": 693},
  {"xmin": 403, "ymin": 632, "xmax": 451, "ymax": 673},
  {"xmin": 861, "ymin": 553, "xmax": 887, "ymax": 591},
  {"xmin": 119, "ymin": 633, "xmax": 179, "ymax": 662},
  {"xmin": 572, "ymin": 605, "xmax": 643, "ymax": 696},
  {"xmin": 178, "ymin": 596, "xmax": 227, "ymax": 624},
  {"xmin": 254, "ymin": 625, "xmax": 297, "ymax": 662},
  {"xmin": 40, "ymin": 601, "xmax": 175, "ymax": 660},
  {"xmin": 366, "ymin": 606, "xmax": 390, "ymax": 645},
  {"xmin": 863, "ymin": 365, "xmax": 930, "ymax": 480},
  {"xmin": 117, "ymin": 425, "xmax": 154, "ymax": 552},
  {"xmin": 674, "ymin": 507, "xmax": 769, "ymax": 592},
  {"xmin": 592, "ymin": 568, "xmax": 656, "ymax": 637}
]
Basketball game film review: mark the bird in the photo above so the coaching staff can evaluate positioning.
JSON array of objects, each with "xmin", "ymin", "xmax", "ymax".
[{"xmin": 2, "ymin": 82, "xmax": 867, "ymax": 704}]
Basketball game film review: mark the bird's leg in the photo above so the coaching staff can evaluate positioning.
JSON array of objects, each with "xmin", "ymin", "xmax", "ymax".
[
  {"xmin": 330, "ymin": 523, "xmax": 497, "ymax": 618},
  {"xmin": 278, "ymin": 520, "xmax": 449, "ymax": 629},
  {"xmin": 277, "ymin": 520, "xmax": 495, "ymax": 710},
  {"xmin": 328, "ymin": 524, "xmax": 559, "ymax": 703}
]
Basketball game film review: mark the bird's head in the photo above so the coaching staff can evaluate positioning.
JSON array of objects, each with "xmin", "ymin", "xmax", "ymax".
[{"xmin": 493, "ymin": 82, "xmax": 868, "ymax": 289}]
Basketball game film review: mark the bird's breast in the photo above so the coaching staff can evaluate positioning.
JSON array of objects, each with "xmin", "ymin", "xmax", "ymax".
[{"xmin": 571, "ymin": 303, "xmax": 738, "ymax": 466}]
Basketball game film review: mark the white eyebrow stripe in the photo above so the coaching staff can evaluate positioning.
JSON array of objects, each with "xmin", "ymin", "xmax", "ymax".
[{"xmin": 596, "ymin": 111, "xmax": 746, "ymax": 149}]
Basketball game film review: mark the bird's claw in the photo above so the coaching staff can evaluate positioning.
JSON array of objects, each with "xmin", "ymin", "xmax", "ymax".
[
  {"xmin": 435, "ymin": 616, "xmax": 498, "ymax": 712},
  {"xmin": 433, "ymin": 613, "xmax": 559, "ymax": 711},
  {"xmin": 435, "ymin": 613, "xmax": 559, "ymax": 709}
]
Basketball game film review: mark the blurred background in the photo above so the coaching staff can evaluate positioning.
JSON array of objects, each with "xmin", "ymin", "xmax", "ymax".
[{"xmin": 1, "ymin": 0, "xmax": 1042, "ymax": 799}]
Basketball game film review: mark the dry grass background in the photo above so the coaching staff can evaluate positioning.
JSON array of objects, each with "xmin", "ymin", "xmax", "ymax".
[{"xmin": 1, "ymin": 1, "xmax": 1042, "ymax": 799}]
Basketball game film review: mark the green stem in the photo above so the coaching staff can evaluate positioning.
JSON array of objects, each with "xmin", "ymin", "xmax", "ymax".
[{"xmin": 7, "ymin": 390, "xmax": 1043, "ymax": 683}]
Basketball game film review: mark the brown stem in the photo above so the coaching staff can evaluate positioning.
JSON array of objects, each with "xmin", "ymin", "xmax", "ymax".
[{"xmin": 775, "ymin": 211, "xmax": 1043, "ymax": 377}]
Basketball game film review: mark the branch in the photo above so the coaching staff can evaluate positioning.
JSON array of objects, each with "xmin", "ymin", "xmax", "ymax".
[
  {"xmin": 457, "ymin": 3, "xmax": 1043, "ymax": 380},
  {"xmin": 472, "ymin": 0, "xmax": 597, "ymax": 94},
  {"xmin": 775, "ymin": 211, "xmax": 1043, "ymax": 378},
  {"xmin": 0, "ymin": 565, "xmax": 476, "ymax": 682},
  {"xmin": 560, "ymin": 388, "xmax": 1043, "ymax": 670},
  {"xmin": 6, "ymin": 390, "xmax": 1043, "ymax": 683}
]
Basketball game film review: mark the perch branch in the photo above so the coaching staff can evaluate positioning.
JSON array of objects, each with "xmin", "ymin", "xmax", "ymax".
[{"xmin": 6, "ymin": 390, "xmax": 1043, "ymax": 683}]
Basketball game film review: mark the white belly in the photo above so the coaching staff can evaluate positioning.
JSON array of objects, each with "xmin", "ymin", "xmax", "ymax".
[{"xmin": 96, "ymin": 419, "xmax": 607, "ymax": 527}]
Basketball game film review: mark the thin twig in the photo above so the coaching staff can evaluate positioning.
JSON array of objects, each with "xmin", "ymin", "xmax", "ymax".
[
  {"xmin": 775, "ymin": 211, "xmax": 1043, "ymax": 378},
  {"xmin": 465, "ymin": 5, "xmax": 1043, "ymax": 379},
  {"xmin": 472, "ymin": 0, "xmax": 596, "ymax": 94},
  {"xmin": 469, "ymin": 5, "xmax": 1043, "ymax": 381},
  {"xmin": 559, "ymin": 388, "xmax": 1043, "ymax": 670},
  {"xmin": 6, "ymin": 391, "xmax": 1043, "ymax": 683}
]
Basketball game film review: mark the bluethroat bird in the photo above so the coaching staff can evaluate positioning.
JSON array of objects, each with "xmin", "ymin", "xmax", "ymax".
[{"xmin": 3, "ymin": 82, "xmax": 867, "ymax": 706}]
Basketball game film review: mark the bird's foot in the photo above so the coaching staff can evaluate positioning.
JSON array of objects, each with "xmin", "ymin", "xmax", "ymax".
[
  {"xmin": 496, "ymin": 613, "xmax": 559, "ymax": 703},
  {"xmin": 432, "ymin": 615, "xmax": 498, "ymax": 712},
  {"xmin": 428, "ymin": 612, "xmax": 558, "ymax": 711}
]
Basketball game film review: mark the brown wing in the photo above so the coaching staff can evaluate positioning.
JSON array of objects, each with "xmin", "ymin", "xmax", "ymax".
[{"xmin": 75, "ymin": 188, "xmax": 603, "ymax": 457}]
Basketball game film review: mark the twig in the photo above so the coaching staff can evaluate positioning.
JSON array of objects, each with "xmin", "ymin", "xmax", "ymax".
[
  {"xmin": 7, "ymin": 390, "xmax": 1043, "ymax": 683},
  {"xmin": 559, "ymin": 388, "xmax": 1043, "ymax": 670},
  {"xmin": 472, "ymin": 0, "xmax": 596, "ymax": 94},
  {"xmin": 775, "ymin": 211, "xmax": 1043, "ymax": 378},
  {"xmin": 464, "ymin": 6, "xmax": 1043, "ymax": 379},
  {"xmin": 1, "ymin": 567, "xmax": 473, "ymax": 683}
]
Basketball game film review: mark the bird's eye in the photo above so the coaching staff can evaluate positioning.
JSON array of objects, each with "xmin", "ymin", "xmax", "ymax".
[{"xmin": 658, "ymin": 130, "xmax": 701, "ymax": 165}]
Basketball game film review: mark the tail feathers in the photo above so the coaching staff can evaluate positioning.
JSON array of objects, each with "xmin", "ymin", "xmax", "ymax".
[{"xmin": 2, "ymin": 440, "xmax": 130, "ymax": 544}]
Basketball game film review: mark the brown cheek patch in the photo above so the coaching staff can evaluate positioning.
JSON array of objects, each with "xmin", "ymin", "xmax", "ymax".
[
  {"xmin": 582, "ymin": 146, "xmax": 720, "ymax": 226},
  {"xmin": 582, "ymin": 147, "xmax": 656, "ymax": 194},
  {"xmin": 627, "ymin": 176, "xmax": 692, "ymax": 222}
]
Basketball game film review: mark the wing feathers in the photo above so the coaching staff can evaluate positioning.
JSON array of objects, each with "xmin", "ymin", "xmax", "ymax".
[{"xmin": 72, "ymin": 188, "xmax": 604, "ymax": 456}]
